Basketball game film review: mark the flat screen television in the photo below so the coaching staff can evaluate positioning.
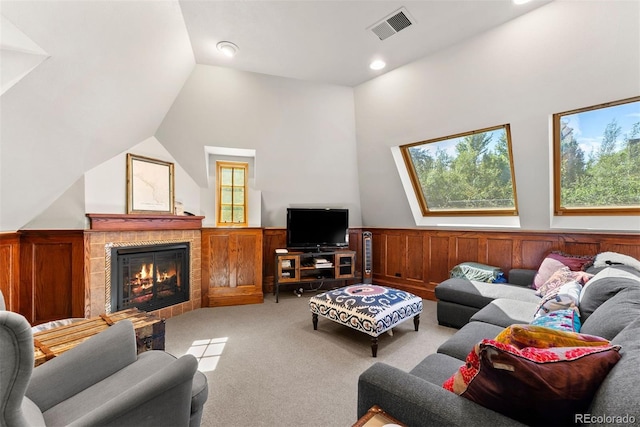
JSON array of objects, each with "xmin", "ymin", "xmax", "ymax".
[{"xmin": 286, "ymin": 208, "xmax": 349, "ymax": 250}]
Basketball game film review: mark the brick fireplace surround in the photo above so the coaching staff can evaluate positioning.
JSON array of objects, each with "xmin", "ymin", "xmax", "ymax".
[{"xmin": 85, "ymin": 215, "xmax": 203, "ymax": 320}]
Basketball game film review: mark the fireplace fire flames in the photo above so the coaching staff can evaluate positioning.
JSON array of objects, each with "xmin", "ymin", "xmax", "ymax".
[
  {"xmin": 126, "ymin": 262, "xmax": 180, "ymax": 305},
  {"xmin": 112, "ymin": 243, "xmax": 190, "ymax": 312}
]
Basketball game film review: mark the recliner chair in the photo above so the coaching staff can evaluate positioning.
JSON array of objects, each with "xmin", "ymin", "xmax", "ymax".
[{"xmin": 0, "ymin": 291, "xmax": 208, "ymax": 426}]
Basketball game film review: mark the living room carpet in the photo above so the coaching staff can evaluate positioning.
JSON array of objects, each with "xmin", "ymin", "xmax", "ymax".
[{"xmin": 164, "ymin": 290, "xmax": 456, "ymax": 427}]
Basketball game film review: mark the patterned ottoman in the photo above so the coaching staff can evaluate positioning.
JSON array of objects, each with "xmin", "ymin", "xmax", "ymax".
[{"xmin": 309, "ymin": 284, "xmax": 423, "ymax": 357}]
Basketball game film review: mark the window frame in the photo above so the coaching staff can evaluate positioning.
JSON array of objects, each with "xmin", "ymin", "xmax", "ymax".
[
  {"xmin": 400, "ymin": 124, "xmax": 519, "ymax": 217},
  {"xmin": 552, "ymin": 96, "xmax": 640, "ymax": 216},
  {"xmin": 216, "ymin": 160, "xmax": 248, "ymax": 227}
]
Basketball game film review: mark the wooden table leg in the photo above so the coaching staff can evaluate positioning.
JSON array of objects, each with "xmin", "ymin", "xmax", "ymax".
[
  {"xmin": 371, "ymin": 336, "xmax": 378, "ymax": 357},
  {"xmin": 312, "ymin": 313, "xmax": 318, "ymax": 330},
  {"xmin": 413, "ymin": 314, "xmax": 420, "ymax": 331}
]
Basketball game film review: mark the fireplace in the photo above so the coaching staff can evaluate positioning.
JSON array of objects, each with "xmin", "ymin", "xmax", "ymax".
[{"xmin": 110, "ymin": 242, "xmax": 190, "ymax": 312}]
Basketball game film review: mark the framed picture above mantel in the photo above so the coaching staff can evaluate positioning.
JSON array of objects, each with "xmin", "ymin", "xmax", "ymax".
[{"xmin": 126, "ymin": 153, "xmax": 175, "ymax": 214}]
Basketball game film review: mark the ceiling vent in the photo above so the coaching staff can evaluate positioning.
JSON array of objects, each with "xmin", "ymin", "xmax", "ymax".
[{"xmin": 368, "ymin": 7, "xmax": 414, "ymax": 41}]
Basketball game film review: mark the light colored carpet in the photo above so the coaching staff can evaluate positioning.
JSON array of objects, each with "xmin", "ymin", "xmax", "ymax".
[{"xmin": 165, "ymin": 290, "xmax": 457, "ymax": 427}]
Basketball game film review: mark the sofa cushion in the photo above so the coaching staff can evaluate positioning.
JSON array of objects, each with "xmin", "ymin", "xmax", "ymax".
[
  {"xmin": 409, "ymin": 353, "xmax": 467, "ymax": 386},
  {"xmin": 580, "ymin": 288, "xmax": 640, "ymax": 340},
  {"xmin": 437, "ymin": 321, "xmax": 505, "ymax": 361},
  {"xmin": 579, "ymin": 265, "xmax": 640, "ymax": 322},
  {"xmin": 533, "ymin": 252, "xmax": 594, "ymax": 290},
  {"xmin": 505, "ymin": 269, "xmax": 536, "ymax": 287},
  {"xmin": 41, "ymin": 351, "xmax": 185, "ymax": 425},
  {"xmin": 469, "ymin": 299, "xmax": 538, "ymax": 327},
  {"xmin": 443, "ymin": 336, "xmax": 621, "ymax": 426},
  {"xmin": 435, "ymin": 279, "xmax": 539, "ymax": 309},
  {"xmin": 589, "ymin": 316, "xmax": 640, "ymax": 417}
]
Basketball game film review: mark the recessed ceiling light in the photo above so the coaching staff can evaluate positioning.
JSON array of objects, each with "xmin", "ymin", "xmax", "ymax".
[
  {"xmin": 513, "ymin": 0, "xmax": 532, "ymax": 4},
  {"xmin": 216, "ymin": 41, "xmax": 239, "ymax": 57},
  {"xmin": 370, "ymin": 59, "xmax": 386, "ymax": 70}
]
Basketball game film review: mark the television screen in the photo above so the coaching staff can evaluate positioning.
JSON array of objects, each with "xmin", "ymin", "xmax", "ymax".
[{"xmin": 286, "ymin": 208, "xmax": 349, "ymax": 250}]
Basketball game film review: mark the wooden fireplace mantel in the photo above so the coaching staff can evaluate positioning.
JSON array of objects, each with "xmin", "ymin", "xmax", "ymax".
[{"xmin": 86, "ymin": 213, "xmax": 205, "ymax": 231}]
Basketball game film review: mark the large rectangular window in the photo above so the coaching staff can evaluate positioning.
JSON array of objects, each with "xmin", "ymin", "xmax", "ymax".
[
  {"xmin": 216, "ymin": 161, "xmax": 248, "ymax": 226},
  {"xmin": 400, "ymin": 124, "xmax": 518, "ymax": 216},
  {"xmin": 553, "ymin": 96, "xmax": 640, "ymax": 215}
]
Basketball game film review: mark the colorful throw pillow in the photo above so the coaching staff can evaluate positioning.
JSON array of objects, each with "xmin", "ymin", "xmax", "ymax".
[
  {"xmin": 494, "ymin": 324, "xmax": 611, "ymax": 349},
  {"xmin": 531, "ymin": 309, "xmax": 581, "ymax": 332},
  {"xmin": 533, "ymin": 252, "xmax": 594, "ymax": 290},
  {"xmin": 535, "ymin": 266, "xmax": 572, "ymax": 296},
  {"xmin": 443, "ymin": 337, "xmax": 621, "ymax": 425},
  {"xmin": 534, "ymin": 281, "xmax": 583, "ymax": 318}
]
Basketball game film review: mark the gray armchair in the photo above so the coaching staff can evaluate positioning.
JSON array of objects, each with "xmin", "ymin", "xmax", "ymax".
[{"xmin": 0, "ymin": 291, "xmax": 208, "ymax": 426}]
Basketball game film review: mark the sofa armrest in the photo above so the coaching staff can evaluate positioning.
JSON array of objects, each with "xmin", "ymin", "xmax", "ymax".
[
  {"xmin": 358, "ymin": 363, "xmax": 526, "ymax": 427},
  {"xmin": 27, "ymin": 320, "xmax": 138, "ymax": 411},
  {"xmin": 66, "ymin": 354, "xmax": 197, "ymax": 427},
  {"xmin": 507, "ymin": 269, "xmax": 536, "ymax": 287}
]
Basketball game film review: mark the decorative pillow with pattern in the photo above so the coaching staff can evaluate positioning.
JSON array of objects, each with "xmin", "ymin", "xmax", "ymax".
[
  {"xmin": 534, "ymin": 281, "xmax": 583, "ymax": 318},
  {"xmin": 443, "ymin": 336, "xmax": 621, "ymax": 425},
  {"xmin": 493, "ymin": 324, "xmax": 611, "ymax": 349},
  {"xmin": 533, "ymin": 252, "xmax": 594, "ymax": 290},
  {"xmin": 530, "ymin": 308, "xmax": 581, "ymax": 332},
  {"xmin": 535, "ymin": 267, "xmax": 592, "ymax": 298}
]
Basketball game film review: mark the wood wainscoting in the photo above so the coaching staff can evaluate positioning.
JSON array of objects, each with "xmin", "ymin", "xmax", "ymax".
[
  {"xmin": 18, "ymin": 230, "xmax": 85, "ymax": 324},
  {"xmin": 0, "ymin": 233, "xmax": 20, "ymax": 312},
  {"xmin": 261, "ymin": 228, "xmax": 639, "ymax": 301},
  {"xmin": 366, "ymin": 228, "xmax": 640, "ymax": 301},
  {"xmin": 2, "ymin": 226, "xmax": 637, "ymax": 320}
]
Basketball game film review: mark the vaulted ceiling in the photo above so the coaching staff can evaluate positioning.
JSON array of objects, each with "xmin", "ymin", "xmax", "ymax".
[
  {"xmin": 180, "ymin": 0, "xmax": 551, "ymax": 87},
  {"xmin": 0, "ymin": 0, "xmax": 551, "ymax": 230}
]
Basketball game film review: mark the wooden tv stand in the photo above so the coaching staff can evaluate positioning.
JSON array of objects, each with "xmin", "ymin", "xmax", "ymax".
[{"xmin": 274, "ymin": 250, "xmax": 356, "ymax": 302}]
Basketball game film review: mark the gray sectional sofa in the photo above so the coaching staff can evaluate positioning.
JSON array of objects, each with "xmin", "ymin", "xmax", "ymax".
[
  {"xmin": 435, "ymin": 268, "xmax": 539, "ymax": 329},
  {"xmin": 357, "ymin": 263, "xmax": 640, "ymax": 426}
]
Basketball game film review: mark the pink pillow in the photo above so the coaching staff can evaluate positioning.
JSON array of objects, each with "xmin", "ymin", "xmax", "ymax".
[{"xmin": 533, "ymin": 252, "xmax": 594, "ymax": 290}]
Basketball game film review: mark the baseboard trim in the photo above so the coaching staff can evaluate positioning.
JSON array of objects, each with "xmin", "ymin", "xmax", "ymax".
[{"xmin": 208, "ymin": 292, "xmax": 264, "ymax": 307}]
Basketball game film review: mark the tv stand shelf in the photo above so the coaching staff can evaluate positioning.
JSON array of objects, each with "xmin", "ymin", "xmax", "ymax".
[{"xmin": 274, "ymin": 250, "xmax": 356, "ymax": 302}]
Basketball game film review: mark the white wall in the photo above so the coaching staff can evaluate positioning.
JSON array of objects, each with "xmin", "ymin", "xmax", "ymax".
[
  {"xmin": 0, "ymin": 1, "xmax": 194, "ymax": 232},
  {"xmin": 156, "ymin": 65, "xmax": 362, "ymax": 228},
  {"xmin": 84, "ymin": 136, "xmax": 200, "ymax": 218},
  {"xmin": 354, "ymin": 0, "xmax": 640, "ymax": 231},
  {"xmin": 21, "ymin": 136, "xmax": 200, "ymax": 229}
]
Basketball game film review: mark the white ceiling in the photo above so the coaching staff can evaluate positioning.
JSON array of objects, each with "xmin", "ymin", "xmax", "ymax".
[{"xmin": 180, "ymin": 0, "xmax": 552, "ymax": 87}]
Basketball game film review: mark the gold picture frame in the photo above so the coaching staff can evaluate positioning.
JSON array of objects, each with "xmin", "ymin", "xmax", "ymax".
[{"xmin": 126, "ymin": 153, "xmax": 175, "ymax": 214}]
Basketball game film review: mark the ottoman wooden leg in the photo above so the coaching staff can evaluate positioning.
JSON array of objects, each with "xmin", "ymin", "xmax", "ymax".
[
  {"xmin": 371, "ymin": 337, "xmax": 378, "ymax": 357},
  {"xmin": 312, "ymin": 313, "xmax": 318, "ymax": 330},
  {"xmin": 413, "ymin": 314, "xmax": 420, "ymax": 331}
]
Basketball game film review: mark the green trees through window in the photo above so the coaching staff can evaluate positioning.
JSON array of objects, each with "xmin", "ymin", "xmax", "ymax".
[
  {"xmin": 401, "ymin": 124, "xmax": 518, "ymax": 216},
  {"xmin": 554, "ymin": 97, "xmax": 640, "ymax": 215}
]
